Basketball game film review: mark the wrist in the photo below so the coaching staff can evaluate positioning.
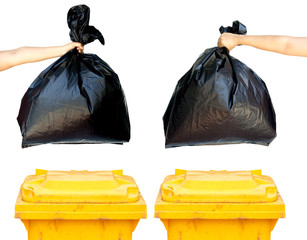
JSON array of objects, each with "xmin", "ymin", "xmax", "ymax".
[
  {"xmin": 234, "ymin": 34, "xmax": 243, "ymax": 46},
  {"xmin": 62, "ymin": 44, "xmax": 71, "ymax": 54},
  {"xmin": 62, "ymin": 43, "xmax": 75, "ymax": 55}
]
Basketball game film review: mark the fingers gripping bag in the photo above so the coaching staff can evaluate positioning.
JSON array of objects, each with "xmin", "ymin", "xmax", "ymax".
[
  {"xmin": 163, "ymin": 21, "xmax": 276, "ymax": 148},
  {"xmin": 17, "ymin": 5, "xmax": 130, "ymax": 148}
]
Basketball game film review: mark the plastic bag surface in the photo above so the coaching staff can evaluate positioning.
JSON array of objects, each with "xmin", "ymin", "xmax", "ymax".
[
  {"xmin": 163, "ymin": 21, "xmax": 276, "ymax": 148},
  {"xmin": 17, "ymin": 5, "xmax": 130, "ymax": 148}
]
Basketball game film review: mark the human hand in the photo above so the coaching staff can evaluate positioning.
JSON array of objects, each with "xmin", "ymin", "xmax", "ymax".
[
  {"xmin": 217, "ymin": 33, "xmax": 239, "ymax": 51},
  {"xmin": 63, "ymin": 42, "xmax": 84, "ymax": 54}
]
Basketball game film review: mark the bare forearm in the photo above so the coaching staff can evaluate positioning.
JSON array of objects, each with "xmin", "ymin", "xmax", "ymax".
[
  {"xmin": 237, "ymin": 35, "xmax": 288, "ymax": 53},
  {"xmin": 11, "ymin": 46, "xmax": 68, "ymax": 64},
  {"xmin": 0, "ymin": 42, "xmax": 83, "ymax": 72},
  {"xmin": 218, "ymin": 33, "xmax": 307, "ymax": 57},
  {"xmin": 236, "ymin": 35, "xmax": 307, "ymax": 56}
]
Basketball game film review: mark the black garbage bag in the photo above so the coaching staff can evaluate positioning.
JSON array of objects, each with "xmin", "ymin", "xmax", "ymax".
[
  {"xmin": 17, "ymin": 5, "xmax": 130, "ymax": 148},
  {"xmin": 163, "ymin": 21, "xmax": 276, "ymax": 148}
]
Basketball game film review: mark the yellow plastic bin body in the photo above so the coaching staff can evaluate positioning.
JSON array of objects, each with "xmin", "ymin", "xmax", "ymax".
[
  {"xmin": 15, "ymin": 169, "xmax": 147, "ymax": 240},
  {"xmin": 155, "ymin": 170, "xmax": 285, "ymax": 240}
]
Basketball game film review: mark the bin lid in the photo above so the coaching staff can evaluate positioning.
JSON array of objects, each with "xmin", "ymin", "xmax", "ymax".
[
  {"xmin": 161, "ymin": 170, "xmax": 278, "ymax": 203},
  {"xmin": 21, "ymin": 169, "xmax": 139, "ymax": 203}
]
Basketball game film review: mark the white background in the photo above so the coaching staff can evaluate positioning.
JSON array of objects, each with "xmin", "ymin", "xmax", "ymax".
[{"xmin": 0, "ymin": 0, "xmax": 306, "ymax": 239}]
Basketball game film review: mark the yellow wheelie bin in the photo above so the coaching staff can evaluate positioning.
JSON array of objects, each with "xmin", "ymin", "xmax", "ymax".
[
  {"xmin": 155, "ymin": 169, "xmax": 285, "ymax": 240},
  {"xmin": 15, "ymin": 169, "xmax": 147, "ymax": 240}
]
